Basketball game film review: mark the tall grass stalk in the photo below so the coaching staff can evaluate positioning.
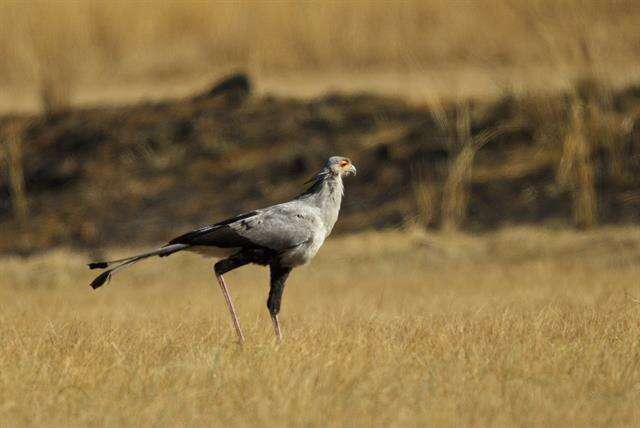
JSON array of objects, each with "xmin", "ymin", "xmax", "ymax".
[
  {"xmin": 3, "ymin": 120, "xmax": 30, "ymax": 229},
  {"xmin": 435, "ymin": 103, "xmax": 513, "ymax": 231},
  {"xmin": 557, "ymin": 98, "xmax": 597, "ymax": 228}
]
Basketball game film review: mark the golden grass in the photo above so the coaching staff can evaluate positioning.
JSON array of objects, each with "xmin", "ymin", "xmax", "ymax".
[
  {"xmin": 1, "ymin": 227, "xmax": 640, "ymax": 427},
  {"xmin": 2, "ymin": 0, "xmax": 640, "ymax": 113}
]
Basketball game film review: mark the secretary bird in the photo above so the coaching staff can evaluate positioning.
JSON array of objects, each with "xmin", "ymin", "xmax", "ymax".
[{"xmin": 88, "ymin": 156, "xmax": 356, "ymax": 343}]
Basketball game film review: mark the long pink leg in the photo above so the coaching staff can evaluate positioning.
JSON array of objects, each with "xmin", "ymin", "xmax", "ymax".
[
  {"xmin": 216, "ymin": 274, "xmax": 245, "ymax": 344},
  {"xmin": 271, "ymin": 314, "xmax": 282, "ymax": 342}
]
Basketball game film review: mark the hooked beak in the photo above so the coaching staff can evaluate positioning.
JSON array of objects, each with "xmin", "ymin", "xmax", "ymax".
[{"xmin": 345, "ymin": 163, "xmax": 357, "ymax": 176}]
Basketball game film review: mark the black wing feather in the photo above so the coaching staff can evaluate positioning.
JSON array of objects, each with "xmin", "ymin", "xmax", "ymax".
[{"xmin": 167, "ymin": 211, "xmax": 261, "ymax": 248}]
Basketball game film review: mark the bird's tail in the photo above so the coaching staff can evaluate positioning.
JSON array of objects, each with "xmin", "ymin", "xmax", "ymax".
[{"xmin": 87, "ymin": 244, "xmax": 189, "ymax": 289}]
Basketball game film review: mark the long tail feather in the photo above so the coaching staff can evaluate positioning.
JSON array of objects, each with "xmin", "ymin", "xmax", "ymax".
[
  {"xmin": 88, "ymin": 244, "xmax": 188, "ymax": 289},
  {"xmin": 89, "ymin": 257, "xmax": 141, "ymax": 289},
  {"xmin": 90, "ymin": 270, "xmax": 113, "ymax": 289},
  {"xmin": 88, "ymin": 262, "xmax": 109, "ymax": 269},
  {"xmin": 88, "ymin": 244, "xmax": 188, "ymax": 269}
]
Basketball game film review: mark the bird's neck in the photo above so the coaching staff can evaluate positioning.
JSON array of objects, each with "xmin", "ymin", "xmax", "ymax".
[{"xmin": 298, "ymin": 172, "xmax": 344, "ymax": 234}]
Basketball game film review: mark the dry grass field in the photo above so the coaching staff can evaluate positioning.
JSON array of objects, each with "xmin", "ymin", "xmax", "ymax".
[
  {"xmin": 1, "ymin": 227, "xmax": 640, "ymax": 427},
  {"xmin": 2, "ymin": 0, "xmax": 640, "ymax": 113}
]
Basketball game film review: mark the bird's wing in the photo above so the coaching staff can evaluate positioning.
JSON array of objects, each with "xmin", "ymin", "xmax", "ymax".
[
  {"xmin": 167, "ymin": 203, "xmax": 316, "ymax": 252},
  {"xmin": 229, "ymin": 202, "xmax": 317, "ymax": 251},
  {"xmin": 167, "ymin": 211, "xmax": 261, "ymax": 248}
]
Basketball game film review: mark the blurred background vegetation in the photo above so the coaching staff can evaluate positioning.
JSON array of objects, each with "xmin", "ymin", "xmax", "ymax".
[
  {"xmin": 2, "ymin": 0, "xmax": 640, "ymax": 112},
  {"xmin": 1, "ymin": 0, "xmax": 640, "ymax": 254}
]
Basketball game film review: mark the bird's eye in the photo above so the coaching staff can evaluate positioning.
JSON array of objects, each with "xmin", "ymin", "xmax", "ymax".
[{"xmin": 339, "ymin": 160, "xmax": 349, "ymax": 167}]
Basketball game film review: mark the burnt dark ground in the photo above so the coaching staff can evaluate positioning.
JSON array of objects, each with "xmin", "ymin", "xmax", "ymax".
[{"xmin": 1, "ymin": 75, "xmax": 640, "ymax": 254}]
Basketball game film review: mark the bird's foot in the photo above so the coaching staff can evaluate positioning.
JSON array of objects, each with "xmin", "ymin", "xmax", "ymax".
[{"xmin": 271, "ymin": 314, "xmax": 283, "ymax": 343}]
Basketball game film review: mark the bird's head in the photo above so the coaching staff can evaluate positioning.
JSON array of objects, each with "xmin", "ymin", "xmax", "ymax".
[{"xmin": 326, "ymin": 156, "xmax": 356, "ymax": 177}]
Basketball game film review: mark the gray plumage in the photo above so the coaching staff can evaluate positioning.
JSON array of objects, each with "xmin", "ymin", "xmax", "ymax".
[{"xmin": 88, "ymin": 156, "xmax": 356, "ymax": 342}]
